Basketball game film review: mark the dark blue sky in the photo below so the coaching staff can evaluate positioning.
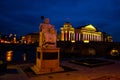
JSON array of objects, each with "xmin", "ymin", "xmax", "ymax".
[{"xmin": 0, "ymin": 0, "xmax": 120, "ymax": 41}]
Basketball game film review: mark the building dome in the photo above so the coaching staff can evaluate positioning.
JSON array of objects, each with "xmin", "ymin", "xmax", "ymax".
[
  {"xmin": 84, "ymin": 24, "xmax": 96, "ymax": 31},
  {"xmin": 63, "ymin": 22, "xmax": 72, "ymax": 28}
]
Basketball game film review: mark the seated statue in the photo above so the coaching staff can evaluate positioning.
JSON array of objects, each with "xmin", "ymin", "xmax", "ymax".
[{"xmin": 39, "ymin": 18, "xmax": 56, "ymax": 48}]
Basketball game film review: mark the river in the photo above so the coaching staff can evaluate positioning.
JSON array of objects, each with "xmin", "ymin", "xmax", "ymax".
[{"xmin": 0, "ymin": 43, "xmax": 36, "ymax": 64}]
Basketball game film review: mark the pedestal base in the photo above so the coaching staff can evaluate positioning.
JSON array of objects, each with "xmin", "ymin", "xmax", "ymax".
[
  {"xmin": 31, "ymin": 47, "xmax": 64, "ymax": 74},
  {"xmin": 31, "ymin": 65, "xmax": 63, "ymax": 74}
]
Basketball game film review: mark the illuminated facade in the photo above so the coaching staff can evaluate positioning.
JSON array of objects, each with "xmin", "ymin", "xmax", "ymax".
[
  {"xmin": 21, "ymin": 22, "xmax": 113, "ymax": 44},
  {"xmin": 60, "ymin": 22, "xmax": 112, "ymax": 42},
  {"xmin": 80, "ymin": 24, "xmax": 102, "ymax": 42},
  {"xmin": 22, "ymin": 32, "xmax": 39, "ymax": 44},
  {"xmin": 0, "ymin": 33, "xmax": 17, "ymax": 44},
  {"xmin": 60, "ymin": 22, "xmax": 75, "ymax": 42}
]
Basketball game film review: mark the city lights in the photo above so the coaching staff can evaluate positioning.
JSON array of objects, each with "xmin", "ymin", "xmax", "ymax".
[
  {"xmin": 110, "ymin": 49, "xmax": 119, "ymax": 56},
  {"xmin": 6, "ymin": 50, "xmax": 13, "ymax": 62},
  {"xmin": 83, "ymin": 40, "xmax": 89, "ymax": 43}
]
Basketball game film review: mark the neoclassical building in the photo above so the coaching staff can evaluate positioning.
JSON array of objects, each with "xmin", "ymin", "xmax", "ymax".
[
  {"xmin": 60, "ymin": 22, "xmax": 112, "ymax": 42},
  {"xmin": 61, "ymin": 22, "xmax": 75, "ymax": 41},
  {"xmin": 21, "ymin": 22, "xmax": 113, "ymax": 44}
]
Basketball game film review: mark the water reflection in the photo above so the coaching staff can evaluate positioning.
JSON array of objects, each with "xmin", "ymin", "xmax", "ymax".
[
  {"xmin": 6, "ymin": 50, "xmax": 13, "ymax": 61},
  {"xmin": 4, "ymin": 49, "xmax": 35, "ymax": 64},
  {"xmin": 0, "ymin": 44, "xmax": 36, "ymax": 64},
  {"xmin": 23, "ymin": 53, "xmax": 26, "ymax": 61}
]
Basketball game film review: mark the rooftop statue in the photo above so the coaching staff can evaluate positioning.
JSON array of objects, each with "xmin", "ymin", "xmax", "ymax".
[{"xmin": 39, "ymin": 18, "xmax": 56, "ymax": 48}]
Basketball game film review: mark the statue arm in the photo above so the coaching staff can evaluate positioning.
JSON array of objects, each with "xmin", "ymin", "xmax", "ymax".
[
  {"xmin": 53, "ymin": 25, "xmax": 57, "ymax": 34},
  {"xmin": 39, "ymin": 23, "xmax": 43, "ymax": 32}
]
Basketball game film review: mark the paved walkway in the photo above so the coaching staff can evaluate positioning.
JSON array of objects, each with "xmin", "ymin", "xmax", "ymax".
[{"xmin": 0, "ymin": 59, "xmax": 120, "ymax": 80}]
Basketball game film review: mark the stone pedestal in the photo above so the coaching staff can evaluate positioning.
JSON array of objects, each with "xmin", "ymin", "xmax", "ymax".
[{"xmin": 31, "ymin": 47, "xmax": 63, "ymax": 74}]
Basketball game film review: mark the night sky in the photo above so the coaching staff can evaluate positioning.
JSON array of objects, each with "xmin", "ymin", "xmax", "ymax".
[{"xmin": 0, "ymin": 0, "xmax": 120, "ymax": 41}]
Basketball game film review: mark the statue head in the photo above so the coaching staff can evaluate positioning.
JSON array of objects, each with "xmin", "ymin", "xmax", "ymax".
[{"xmin": 44, "ymin": 18, "xmax": 50, "ymax": 24}]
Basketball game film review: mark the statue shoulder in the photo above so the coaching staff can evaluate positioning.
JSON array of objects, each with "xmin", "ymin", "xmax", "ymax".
[
  {"xmin": 39, "ymin": 23, "xmax": 45, "ymax": 32},
  {"xmin": 40, "ymin": 23, "xmax": 44, "ymax": 26},
  {"xmin": 49, "ymin": 24, "xmax": 55, "ymax": 28}
]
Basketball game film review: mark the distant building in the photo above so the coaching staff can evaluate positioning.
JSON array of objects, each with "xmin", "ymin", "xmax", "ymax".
[
  {"xmin": 60, "ymin": 22, "xmax": 74, "ymax": 41},
  {"xmin": 21, "ymin": 22, "xmax": 113, "ymax": 44},
  {"xmin": 60, "ymin": 22, "xmax": 113, "ymax": 42},
  {"xmin": 0, "ymin": 34, "xmax": 18, "ymax": 43},
  {"xmin": 22, "ymin": 32, "xmax": 39, "ymax": 44}
]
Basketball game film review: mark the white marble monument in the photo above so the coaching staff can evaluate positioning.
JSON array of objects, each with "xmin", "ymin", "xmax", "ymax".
[
  {"xmin": 31, "ymin": 18, "xmax": 63, "ymax": 74},
  {"xmin": 39, "ymin": 18, "xmax": 56, "ymax": 48}
]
